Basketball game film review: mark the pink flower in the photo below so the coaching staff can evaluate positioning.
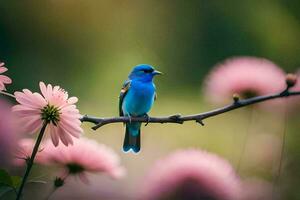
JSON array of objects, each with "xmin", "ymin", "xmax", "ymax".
[
  {"xmin": 0, "ymin": 62, "xmax": 12, "ymax": 91},
  {"xmin": 14, "ymin": 139, "xmax": 46, "ymax": 166},
  {"xmin": 204, "ymin": 57, "xmax": 286, "ymax": 104},
  {"xmin": 140, "ymin": 149, "xmax": 241, "ymax": 200},
  {"xmin": 40, "ymin": 138, "xmax": 125, "ymax": 184},
  {"xmin": 12, "ymin": 82, "xmax": 83, "ymax": 146}
]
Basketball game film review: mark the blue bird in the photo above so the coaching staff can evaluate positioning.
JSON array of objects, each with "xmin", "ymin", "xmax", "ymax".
[{"xmin": 119, "ymin": 64, "xmax": 162, "ymax": 153}]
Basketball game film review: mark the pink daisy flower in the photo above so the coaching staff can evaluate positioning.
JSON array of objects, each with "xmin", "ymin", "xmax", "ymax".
[
  {"xmin": 12, "ymin": 82, "xmax": 83, "ymax": 146},
  {"xmin": 0, "ymin": 62, "xmax": 12, "ymax": 91},
  {"xmin": 140, "ymin": 149, "xmax": 241, "ymax": 200},
  {"xmin": 14, "ymin": 138, "xmax": 46, "ymax": 166},
  {"xmin": 40, "ymin": 138, "xmax": 125, "ymax": 184},
  {"xmin": 204, "ymin": 57, "xmax": 286, "ymax": 104}
]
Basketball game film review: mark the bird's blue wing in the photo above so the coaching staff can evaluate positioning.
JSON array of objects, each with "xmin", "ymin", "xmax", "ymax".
[{"xmin": 119, "ymin": 80, "xmax": 131, "ymax": 117}]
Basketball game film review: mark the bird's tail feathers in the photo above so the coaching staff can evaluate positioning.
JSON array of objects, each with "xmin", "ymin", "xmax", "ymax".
[{"xmin": 123, "ymin": 123, "xmax": 141, "ymax": 153}]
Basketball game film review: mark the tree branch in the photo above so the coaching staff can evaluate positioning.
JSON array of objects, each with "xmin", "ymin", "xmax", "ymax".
[{"xmin": 80, "ymin": 89, "xmax": 300, "ymax": 130}]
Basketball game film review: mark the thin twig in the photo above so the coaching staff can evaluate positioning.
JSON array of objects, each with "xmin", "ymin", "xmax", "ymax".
[
  {"xmin": 272, "ymin": 100, "xmax": 288, "ymax": 197},
  {"xmin": 0, "ymin": 91, "xmax": 15, "ymax": 98},
  {"xmin": 16, "ymin": 122, "xmax": 48, "ymax": 200},
  {"xmin": 236, "ymin": 107, "xmax": 255, "ymax": 173},
  {"xmin": 80, "ymin": 89, "xmax": 300, "ymax": 130}
]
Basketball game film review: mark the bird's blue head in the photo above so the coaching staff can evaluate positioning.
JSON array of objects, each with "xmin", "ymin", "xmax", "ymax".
[{"xmin": 128, "ymin": 64, "xmax": 162, "ymax": 82}]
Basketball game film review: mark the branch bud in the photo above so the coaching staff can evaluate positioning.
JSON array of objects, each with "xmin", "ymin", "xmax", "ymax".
[
  {"xmin": 54, "ymin": 177, "xmax": 64, "ymax": 188},
  {"xmin": 232, "ymin": 93, "xmax": 240, "ymax": 103},
  {"xmin": 286, "ymin": 73, "xmax": 297, "ymax": 88}
]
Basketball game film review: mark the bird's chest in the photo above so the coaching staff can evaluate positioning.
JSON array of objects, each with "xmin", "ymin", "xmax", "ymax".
[{"xmin": 123, "ymin": 83, "xmax": 155, "ymax": 116}]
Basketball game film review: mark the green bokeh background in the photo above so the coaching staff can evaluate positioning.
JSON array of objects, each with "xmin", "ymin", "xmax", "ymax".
[{"xmin": 1, "ymin": 1, "xmax": 300, "ymax": 199}]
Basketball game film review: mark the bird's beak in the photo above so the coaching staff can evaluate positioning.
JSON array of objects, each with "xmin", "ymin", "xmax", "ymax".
[{"xmin": 153, "ymin": 70, "xmax": 163, "ymax": 75}]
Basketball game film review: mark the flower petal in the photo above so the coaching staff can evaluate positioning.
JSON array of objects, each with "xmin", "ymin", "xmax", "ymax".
[
  {"xmin": 14, "ymin": 91, "xmax": 42, "ymax": 109},
  {"xmin": 49, "ymin": 125, "xmax": 59, "ymax": 147},
  {"xmin": 68, "ymin": 97, "xmax": 78, "ymax": 104},
  {"xmin": 39, "ymin": 82, "xmax": 48, "ymax": 99},
  {"xmin": 58, "ymin": 126, "xmax": 73, "ymax": 146},
  {"xmin": 0, "ymin": 82, "xmax": 6, "ymax": 91},
  {"xmin": 0, "ymin": 66, "xmax": 8, "ymax": 73},
  {"xmin": 0, "ymin": 75, "xmax": 12, "ymax": 84}
]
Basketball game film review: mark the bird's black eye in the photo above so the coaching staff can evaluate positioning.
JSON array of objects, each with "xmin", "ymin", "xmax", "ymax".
[{"xmin": 143, "ymin": 69, "xmax": 154, "ymax": 73}]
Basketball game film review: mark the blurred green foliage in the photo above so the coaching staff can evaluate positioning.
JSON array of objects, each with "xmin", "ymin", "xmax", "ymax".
[
  {"xmin": 1, "ymin": 1, "xmax": 300, "ymax": 96},
  {"xmin": 1, "ymin": 1, "xmax": 300, "ymax": 199}
]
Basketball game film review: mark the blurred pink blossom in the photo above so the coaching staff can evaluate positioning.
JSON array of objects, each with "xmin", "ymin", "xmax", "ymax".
[
  {"xmin": 140, "ymin": 149, "xmax": 241, "ymax": 200},
  {"xmin": 12, "ymin": 82, "xmax": 83, "ymax": 146},
  {"xmin": 14, "ymin": 138, "xmax": 46, "ymax": 166},
  {"xmin": 204, "ymin": 57, "xmax": 286, "ymax": 104},
  {"xmin": 0, "ymin": 62, "xmax": 12, "ymax": 91},
  {"xmin": 40, "ymin": 137, "xmax": 125, "ymax": 184},
  {"xmin": 0, "ymin": 99, "xmax": 17, "ymax": 167}
]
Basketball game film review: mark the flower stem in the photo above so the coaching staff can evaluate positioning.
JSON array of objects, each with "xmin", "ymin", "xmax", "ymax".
[
  {"xmin": 0, "ymin": 91, "xmax": 15, "ymax": 98},
  {"xmin": 46, "ymin": 176, "xmax": 67, "ymax": 200},
  {"xmin": 16, "ymin": 122, "xmax": 48, "ymax": 200}
]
